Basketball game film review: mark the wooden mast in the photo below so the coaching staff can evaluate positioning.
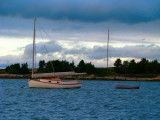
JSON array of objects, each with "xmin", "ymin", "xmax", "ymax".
[
  {"xmin": 107, "ymin": 29, "xmax": 109, "ymax": 68},
  {"xmin": 32, "ymin": 18, "xmax": 36, "ymax": 78}
]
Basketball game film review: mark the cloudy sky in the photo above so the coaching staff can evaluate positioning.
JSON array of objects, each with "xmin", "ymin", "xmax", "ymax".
[{"xmin": 0, "ymin": 0, "xmax": 160, "ymax": 68}]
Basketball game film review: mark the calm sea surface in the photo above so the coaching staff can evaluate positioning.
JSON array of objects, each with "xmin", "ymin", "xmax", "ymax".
[{"xmin": 1, "ymin": 79, "xmax": 160, "ymax": 120}]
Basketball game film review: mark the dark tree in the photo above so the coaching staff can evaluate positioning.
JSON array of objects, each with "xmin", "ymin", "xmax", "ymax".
[
  {"xmin": 45, "ymin": 61, "xmax": 53, "ymax": 72},
  {"xmin": 5, "ymin": 63, "xmax": 20, "ymax": 74},
  {"xmin": 127, "ymin": 59, "xmax": 136, "ymax": 74},
  {"xmin": 70, "ymin": 61, "xmax": 75, "ymax": 70},
  {"xmin": 21, "ymin": 63, "xmax": 29, "ymax": 74},
  {"xmin": 75, "ymin": 60, "xmax": 96, "ymax": 74},
  {"xmin": 113, "ymin": 58, "xmax": 160, "ymax": 74},
  {"xmin": 75, "ymin": 60, "xmax": 86, "ymax": 73},
  {"xmin": 39, "ymin": 60, "xmax": 45, "ymax": 70},
  {"xmin": 114, "ymin": 58, "xmax": 122, "ymax": 73},
  {"xmin": 44, "ymin": 60, "xmax": 72, "ymax": 72},
  {"xmin": 149, "ymin": 60, "xmax": 160, "ymax": 74},
  {"xmin": 122, "ymin": 61, "xmax": 129, "ymax": 74},
  {"xmin": 38, "ymin": 60, "xmax": 46, "ymax": 72},
  {"xmin": 136, "ymin": 58, "xmax": 149, "ymax": 74},
  {"xmin": 85, "ymin": 62, "xmax": 96, "ymax": 74}
]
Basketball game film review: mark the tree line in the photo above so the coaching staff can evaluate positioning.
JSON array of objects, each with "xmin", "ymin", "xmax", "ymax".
[
  {"xmin": 5, "ymin": 60, "xmax": 96, "ymax": 74},
  {"xmin": 114, "ymin": 58, "xmax": 160, "ymax": 74},
  {"xmin": 6, "ymin": 58, "xmax": 160, "ymax": 75},
  {"xmin": 38, "ymin": 59, "xmax": 96, "ymax": 74},
  {"xmin": 5, "ymin": 63, "xmax": 29, "ymax": 74}
]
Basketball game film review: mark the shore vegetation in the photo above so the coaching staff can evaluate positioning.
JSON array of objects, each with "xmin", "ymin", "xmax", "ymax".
[
  {"xmin": 114, "ymin": 58, "xmax": 160, "ymax": 74},
  {"xmin": 2, "ymin": 58, "xmax": 160, "ymax": 78}
]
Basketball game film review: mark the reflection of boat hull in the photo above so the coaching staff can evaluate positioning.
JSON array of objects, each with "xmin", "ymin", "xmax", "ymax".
[
  {"xmin": 114, "ymin": 83, "xmax": 139, "ymax": 89},
  {"xmin": 29, "ymin": 79, "xmax": 82, "ymax": 89}
]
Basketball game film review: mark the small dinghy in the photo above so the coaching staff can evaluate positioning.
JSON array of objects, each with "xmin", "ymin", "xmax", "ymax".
[{"xmin": 114, "ymin": 83, "xmax": 139, "ymax": 89}]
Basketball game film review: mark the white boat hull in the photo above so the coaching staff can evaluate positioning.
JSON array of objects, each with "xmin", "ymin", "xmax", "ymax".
[{"xmin": 28, "ymin": 79, "xmax": 82, "ymax": 89}]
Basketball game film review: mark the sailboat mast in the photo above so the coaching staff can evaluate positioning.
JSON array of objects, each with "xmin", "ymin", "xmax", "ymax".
[
  {"xmin": 32, "ymin": 18, "xmax": 36, "ymax": 78},
  {"xmin": 107, "ymin": 29, "xmax": 109, "ymax": 68}
]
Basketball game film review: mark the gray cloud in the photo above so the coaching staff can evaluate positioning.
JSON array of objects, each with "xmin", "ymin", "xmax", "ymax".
[
  {"xmin": 64, "ymin": 45, "xmax": 160, "ymax": 60},
  {"xmin": 110, "ymin": 45, "xmax": 160, "ymax": 60},
  {"xmin": 1, "ymin": 44, "xmax": 160, "ymax": 68},
  {"xmin": 0, "ymin": 55, "xmax": 27, "ymax": 68},
  {"xmin": 24, "ymin": 40, "xmax": 62, "ymax": 58},
  {"xmin": 0, "ymin": 40, "xmax": 62, "ymax": 68},
  {"xmin": 1, "ymin": 0, "xmax": 160, "ymax": 23}
]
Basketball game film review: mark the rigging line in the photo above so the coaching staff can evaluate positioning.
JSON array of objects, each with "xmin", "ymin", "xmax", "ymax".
[
  {"xmin": 37, "ymin": 24, "xmax": 55, "ymax": 74},
  {"xmin": 36, "ymin": 24, "xmax": 49, "ymax": 55},
  {"xmin": 36, "ymin": 21, "xmax": 61, "ymax": 49},
  {"xmin": 36, "ymin": 21, "xmax": 63, "ymax": 60},
  {"xmin": 36, "ymin": 21, "xmax": 66, "ymax": 64},
  {"xmin": 36, "ymin": 21, "xmax": 75, "ymax": 72},
  {"xmin": 36, "ymin": 23, "xmax": 55, "ymax": 74},
  {"xmin": 37, "ymin": 22, "xmax": 75, "ymax": 72}
]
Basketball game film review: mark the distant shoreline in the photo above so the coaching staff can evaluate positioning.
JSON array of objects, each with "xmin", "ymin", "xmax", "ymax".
[{"xmin": 1, "ymin": 74, "xmax": 160, "ymax": 81}]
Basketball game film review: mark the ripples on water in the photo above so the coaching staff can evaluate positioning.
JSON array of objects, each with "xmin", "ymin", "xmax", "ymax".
[{"xmin": 1, "ymin": 79, "xmax": 160, "ymax": 120}]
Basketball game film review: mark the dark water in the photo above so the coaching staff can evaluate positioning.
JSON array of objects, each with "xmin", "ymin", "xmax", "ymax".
[{"xmin": 1, "ymin": 79, "xmax": 160, "ymax": 120}]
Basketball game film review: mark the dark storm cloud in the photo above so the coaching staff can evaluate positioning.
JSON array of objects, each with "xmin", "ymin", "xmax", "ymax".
[{"xmin": 1, "ymin": 0, "xmax": 160, "ymax": 23}]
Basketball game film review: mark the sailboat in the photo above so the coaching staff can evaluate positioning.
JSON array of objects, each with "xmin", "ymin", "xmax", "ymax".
[
  {"xmin": 28, "ymin": 18, "xmax": 82, "ymax": 89},
  {"xmin": 106, "ymin": 30, "xmax": 139, "ymax": 89}
]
